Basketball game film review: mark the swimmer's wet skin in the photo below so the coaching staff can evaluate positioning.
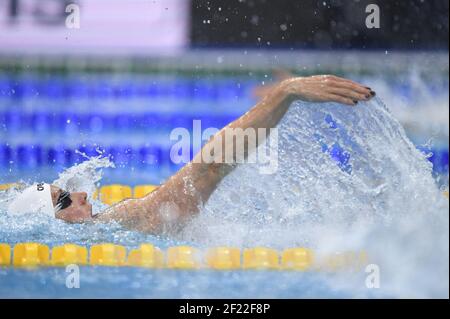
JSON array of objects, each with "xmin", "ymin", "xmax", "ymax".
[{"xmin": 10, "ymin": 75, "xmax": 374, "ymax": 234}]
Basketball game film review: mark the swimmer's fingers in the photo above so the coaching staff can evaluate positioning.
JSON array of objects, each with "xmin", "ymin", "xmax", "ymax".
[
  {"xmin": 280, "ymin": 75, "xmax": 373, "ymax": 105},
  {"xmin": 323, "ymin": 75, "xmax": 373, "ymax": 96},
  {"xmin": 333, "ymin": 80, "xmax": 373, "ymax": 96},
  {"xmin": 327, "ymin": 87, "xmax": 370, "ymax": 102},
  {"xmin": 326, "ymin": 93, "xmax": 358, "ymax": 106}
]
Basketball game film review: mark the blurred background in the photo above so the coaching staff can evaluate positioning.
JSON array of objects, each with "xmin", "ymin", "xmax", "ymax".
[{"xmin": 0, "ymin": 0, "xmax": 448, "ymax": 187}]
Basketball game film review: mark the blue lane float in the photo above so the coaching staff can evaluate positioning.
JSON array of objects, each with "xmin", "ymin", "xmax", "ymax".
[
  {"xmin": 0, "ymin": 142, "xmax": 448, "ymax": 174},
  {"xmin": 0, "ymin": 143, "xmax": 176, "ymax": 169},
  {"xmin": 0, "ymin": 78, "xmax": 250, "ymax": 101},
  {"xmin": 0, "ymin": 111, "xmax": 237, "ymax": 134}
]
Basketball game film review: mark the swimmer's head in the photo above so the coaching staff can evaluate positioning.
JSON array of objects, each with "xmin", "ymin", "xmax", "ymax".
[{"xmin": 7, "ymin": 183, "xmax": 93, "ymax": 223}]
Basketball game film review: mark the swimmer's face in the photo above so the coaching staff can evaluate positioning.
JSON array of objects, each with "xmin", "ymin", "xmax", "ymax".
[{"xmin": 50, "ymin": 185, "xmax": 93, "ymax": 223}]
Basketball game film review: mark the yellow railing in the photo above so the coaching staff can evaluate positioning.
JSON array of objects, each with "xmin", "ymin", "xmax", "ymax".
[{"xmin": 0, "ymin": 242, "xmax": 368, "ymax": 271}]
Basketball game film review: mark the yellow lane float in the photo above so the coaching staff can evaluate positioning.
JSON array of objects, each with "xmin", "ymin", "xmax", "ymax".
[
  {"xmin": 98, "ymin": 185, "xmax": 132, "ymax": 205},
  {"xmin": 133, "ymin": 185, "xmax": 158, "ymax": 198},
  {"xmin": 51, "ymin": 244, "xmax": 88, "ymax": 266},
  {"xmin": 90, "ymin": 244, "xmax": 127, "ymax": 266},
  {"xmin": 0, "ymin": 244, "xmax": 11, "ymax": 266},
  {"xmin": 281, "ymin": 248, "xmax": 314, "ymax": 271},
  {"xmin": 242, "ymin": 247, "xmax": 279, "ymax": 270},
  {"xmin": 166, "ymin": 246, "xmax": 200, "ymax": 269},
  {"xmin": 13, "ymin": 243, "xmax": 50, "ymax": 267},
  {"xmin": 127, "ymin": 244, "xmax": 164, "ymax": 268},
  {"xmin": 205, "ymin": 247, "xmax": 241, "ymax": 270},
  {"xmin": 1, "ymin": 242, "xmax": 369, "ymax": 271}
]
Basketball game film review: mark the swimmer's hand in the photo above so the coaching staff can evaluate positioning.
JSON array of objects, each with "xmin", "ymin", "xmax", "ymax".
[{"xmin": 279, "ymin": 75, "xmax": 375, "ymax": 106}]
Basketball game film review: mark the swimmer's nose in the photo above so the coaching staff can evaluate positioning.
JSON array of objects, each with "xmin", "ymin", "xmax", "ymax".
[{"xmin": 74, "ymin": 192, "xmax": 88, "ymax": 204}]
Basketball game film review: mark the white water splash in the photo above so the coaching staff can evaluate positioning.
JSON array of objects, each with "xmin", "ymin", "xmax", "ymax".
[
  {"xmin": 179, "ymin": 98, "xmax": 449, "ymax": 297},
  {"xmin": 51, "ymin": 153, "xmax": 114, "ymax": 204},
  {"xmin": 366, "ymin": 69, "xmax": 449, "ymax": 141}
]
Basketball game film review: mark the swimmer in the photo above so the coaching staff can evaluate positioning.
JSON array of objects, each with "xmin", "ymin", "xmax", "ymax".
[{"xmin": 8, "ymin": 75, "xmax": 375, "ymax": 233}]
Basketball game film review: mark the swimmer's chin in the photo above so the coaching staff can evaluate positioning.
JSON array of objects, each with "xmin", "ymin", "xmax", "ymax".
[
  {"xmin": 55, "ymin": 204, "xmax": 97, "ymax": 224},
  {"xmin": 61, "ymin": 214, "xmax": 104, "ymax": 225}
]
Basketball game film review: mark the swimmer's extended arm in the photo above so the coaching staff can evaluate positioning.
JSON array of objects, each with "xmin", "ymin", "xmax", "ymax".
[{"xmin": 96, "ymin": 75, "xmax": 374, "ymax": 233}]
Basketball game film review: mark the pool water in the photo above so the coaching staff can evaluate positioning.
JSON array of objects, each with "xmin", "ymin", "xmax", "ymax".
[{"xmin": 2, "ymin": 268, "xmax": 374, "ymax": 299}]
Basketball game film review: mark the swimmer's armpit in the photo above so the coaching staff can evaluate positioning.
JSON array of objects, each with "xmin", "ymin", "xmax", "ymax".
[
  {"xmin": 95, "ymin": 198, "xmax": 151, "ymax": 231},
  {"xmin": 95, "ymin": 187, "xmax": 191, "ymax": 234}
]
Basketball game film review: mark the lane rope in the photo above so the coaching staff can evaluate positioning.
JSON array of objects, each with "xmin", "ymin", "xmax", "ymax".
[{"xmin": 0, "ymin": 243, "xmax": 369, "ymax": 271}]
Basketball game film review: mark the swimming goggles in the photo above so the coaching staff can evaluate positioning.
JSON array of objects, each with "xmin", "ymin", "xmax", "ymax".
[{"xmin": 55, "ymin": 190, "xmax": 73, "ymax": 212}]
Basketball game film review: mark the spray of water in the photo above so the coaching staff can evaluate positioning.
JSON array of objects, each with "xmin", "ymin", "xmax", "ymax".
[
  {"xmin": 178, "ymin": 98, "xmax": 449, "ymax": 297},
  {"xmin": 52, "ymin": 152, "xmax": 114, "ymax": 204},
  {"xmin": 366, "ymin": 69, "xmax": 449, "ymax": 141}
]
